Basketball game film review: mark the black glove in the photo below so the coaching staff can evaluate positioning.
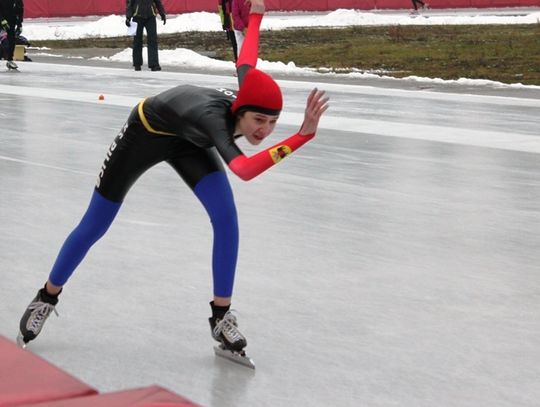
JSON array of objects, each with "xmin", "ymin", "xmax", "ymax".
[
  {"xmin": 125, "ymin": 18, "xmax": 131, "ymax": 27},
  {"xmin": 160, "ymin": 14, "xmax": 166, "ymax": 25},
  {"xmin": 15, "ymin": 24, "xmax": 21, "ymax": 35}
]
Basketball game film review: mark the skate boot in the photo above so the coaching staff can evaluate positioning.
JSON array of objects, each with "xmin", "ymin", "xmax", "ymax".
[
  {"xmin": 210, "ymin": 310, "xmax": 247, "ymax": 351},
  {"xmin": 209, "ymin": 302, "xmax": 254, "ymax": 368},
  {"xmin": 6, "ymin": 60, "xmax": 18, "ymax": 70},
  {"xmin": 17, "ymin": 287, "xmax": 60, "ymax": 347}
]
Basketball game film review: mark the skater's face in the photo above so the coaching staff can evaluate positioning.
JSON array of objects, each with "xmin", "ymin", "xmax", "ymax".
[{"xmin": 236, "ymin": 111, "xmax": 279, "ymax": 145}]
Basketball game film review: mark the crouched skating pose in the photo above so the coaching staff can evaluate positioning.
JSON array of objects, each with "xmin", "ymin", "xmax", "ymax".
[{"xmin": 17, "ymin": 0, "xmax": 329, "ymax": 364}]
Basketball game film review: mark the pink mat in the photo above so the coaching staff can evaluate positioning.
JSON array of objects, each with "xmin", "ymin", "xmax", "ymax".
[
  {"xmin": 0, "ymin": 335, "xmax": 97, "ymax": 407},
  {"xmin": 18, "ymin": 385, "xmax": 200, "ymax": 407}
]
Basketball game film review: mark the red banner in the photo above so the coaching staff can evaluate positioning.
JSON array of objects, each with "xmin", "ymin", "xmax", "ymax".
[{"xmin": 23, "ymin": 0, "xmax": 538, "ymax": 19}]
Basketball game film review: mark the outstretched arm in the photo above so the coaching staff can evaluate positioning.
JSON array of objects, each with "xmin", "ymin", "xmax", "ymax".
[
  {"xmin": 235, "ymin": 0, "xmax": 265, "ymax": 84},
  {"xmin": 228, "ymin": 89, "xmax": 330, "ymax": 181}
]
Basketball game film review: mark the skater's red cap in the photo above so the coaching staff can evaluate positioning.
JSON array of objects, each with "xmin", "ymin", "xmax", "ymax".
[{"xmin": 231, "ymin": 69, "xmax": 282, "ymax": 116}]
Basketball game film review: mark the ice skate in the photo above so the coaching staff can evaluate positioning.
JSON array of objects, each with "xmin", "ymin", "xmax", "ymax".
[
  {"xmin": 6, "ymin": 60, "xmax": 18, "ymax": 71},
  {"xmin": 213, "ymin": 344, "xmax": 255, "ymax": 369},
  {"xmin": 17, "ymin": 288, "xmax": 59, "ymax": 348},
  {"xmin": 209, "ymin": 310, "xmax": 255, "ymax": 369}
]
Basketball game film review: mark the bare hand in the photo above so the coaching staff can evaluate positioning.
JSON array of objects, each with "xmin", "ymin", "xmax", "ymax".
[
  {"xmin": 299, "ymin": 88, "xmax": 329, "ymax": 136},
  {"xmin": 250, "ymin": 0, "xmax": 265, "ymax": 14}
]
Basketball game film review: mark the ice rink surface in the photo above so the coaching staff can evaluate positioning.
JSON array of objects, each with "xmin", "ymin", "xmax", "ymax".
[{"xmin": 1, "ymin": 61, "xmax": 539, "ymax": 407}]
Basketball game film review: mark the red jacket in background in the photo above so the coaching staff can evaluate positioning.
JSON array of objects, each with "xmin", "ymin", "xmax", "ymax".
[{"xmin": 231, "ymin": 0, "xmax": 250, "ymax": 31}]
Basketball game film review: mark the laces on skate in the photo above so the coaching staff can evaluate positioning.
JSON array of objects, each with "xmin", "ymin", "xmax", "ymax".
[
  {"xmin": 209, "ymin": 309, "xmax": 254, "ymax": 368},
  {"xmin": 26, "ymin": 302, "xmax": 58, "ymax": 334},
  {"xmin": 17, "ymin": 299, "xmax": 59, "ymax": 348},
  {"xmin": 212, "ymin": 311, "xmax": 247, "ymax": 350}
]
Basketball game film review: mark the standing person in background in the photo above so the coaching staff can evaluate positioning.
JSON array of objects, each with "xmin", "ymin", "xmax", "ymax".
[
  {"xmin": 232, "ymin": 0, "xmax": 250, "ymax": 58},
  {"xmin": 218, "ymin": 0, "xmax": 238, "ymax": 62},
  {"xmin": 410, "ymin": 0, "xmax": 428, "ymax": 14},
  {"xmin": 125, "ymin": 0, "xmax": 166, "ymax": 71},
  {"xmin": 0, "ymin": 0, "xmax": 23, "ymax": 70}
]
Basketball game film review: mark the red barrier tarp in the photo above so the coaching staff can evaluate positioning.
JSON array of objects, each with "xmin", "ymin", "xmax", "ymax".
[
  {"xmin": 0, "ymin": 336, "xmax": 97, "ymax": 407},
  {"xmin": 19, "ymin": 385, "xmax": 200, "ymax": 407},
  {"xmin": 23, "ymin": 0, "xmax": 537, "ymax": 18}
]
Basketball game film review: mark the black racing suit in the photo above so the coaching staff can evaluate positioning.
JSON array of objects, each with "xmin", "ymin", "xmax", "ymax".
[
  {"xmin": 96, "ymin": 85, "xmax": 241, "ymax": 201},
  {"xmin": 97, "ymin": 12, "xmax": 315, "ymax": 200},
  {"xmin": 46, "ymin": 11, "xmax": 316, "ymax": 300}
]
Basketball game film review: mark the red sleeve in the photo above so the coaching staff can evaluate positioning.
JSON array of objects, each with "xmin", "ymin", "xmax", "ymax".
[
  {"xmin": 228, "ymin": 133, "xmax": 315, "ymax": 181},
  {"xmin": 236, "ymin": 13, "xmax": 263, "ymax": 71}
]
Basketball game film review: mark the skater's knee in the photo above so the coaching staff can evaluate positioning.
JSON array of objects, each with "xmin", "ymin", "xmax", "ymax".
[
  {"xmin": 73, "ymin": 190, "xmax": 121, "ymax": 244},
  {"xmin": 194, "ymin": 171, "xmax": 237, "ymax": 227},
  {"xmin": 74, "ymin": 220, "xmax": 110, "ymax": 245}
]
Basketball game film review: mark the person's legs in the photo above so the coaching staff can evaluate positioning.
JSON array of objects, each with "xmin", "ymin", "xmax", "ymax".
[
  {"xmin": 411, "ymin": 0, "xmax": 425, "ymax": 10},
  {"xmin": 227, "ymin": 30, "xmax": 238, "ymax": 62},
  {"xmin": 5, "ymin": 24, "xmax": 16, "ymax": 61},
  {"xmin": 194, "ymin": 171, "xmax": 239, "ymax": 303},
  {"xmin": 167, "ymin": 149, "xmax": 238, "ymax": 305},
  {"xmin": 194, "ymin": 171, "xmax": 248, "ymax": 350},
  {"xmin": 167, "ymin": 149, "xmax": 246, "ymax": 351},
  {"xmin": 20, "ymin": 184, "xmax": 122, "ymax": 345},
  {"xmin": 51, "ymin": 117, "xmax": 178, "ymax": 285},
  {"xmin": 146, "ymin": 17, "xmax": 160, "ymax": 69},
  {"xmin": 234, "ymin": 30, "xmax": 245, "ymax": 59},
  {"xmin": 47, "ymin": 190, "xmax": 122, "ymax": 290},
  {"xmin": 132, "ymin": 19, "xmax": 145, "ymax": 69},
  {"xmin": 4, "ymin": 23, "xmax": 18, "ymax": 68},
  {"xmin": 19, "ymin": 112, "xmax": 176, "ymax": 345}
]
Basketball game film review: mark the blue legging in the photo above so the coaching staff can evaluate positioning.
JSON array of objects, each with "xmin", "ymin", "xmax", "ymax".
[
  {"xmin": 48, "ymin": 190, "xmax": 121, "ymax": 286},
  {"xmin": 194, "ymin": 171, "xmax": 239, "ymax": 298},
  {"xmin": 48, "ymin": 172, "xmax": 239, "ymax": 297}
]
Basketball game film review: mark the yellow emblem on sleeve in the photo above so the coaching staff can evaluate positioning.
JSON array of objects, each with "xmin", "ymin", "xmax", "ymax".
[{"xmin": 269, "ymin": 145, "xmax": 292, "ymax": 164}]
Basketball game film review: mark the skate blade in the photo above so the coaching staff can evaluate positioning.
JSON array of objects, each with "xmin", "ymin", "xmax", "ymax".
[
  {"xmin": 214, "ymin": 345, "xmax": 255, "ymax": 369},
  {"xmin": 16, "ymin": 333, "xmax": 27, "ymax": 349}
]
